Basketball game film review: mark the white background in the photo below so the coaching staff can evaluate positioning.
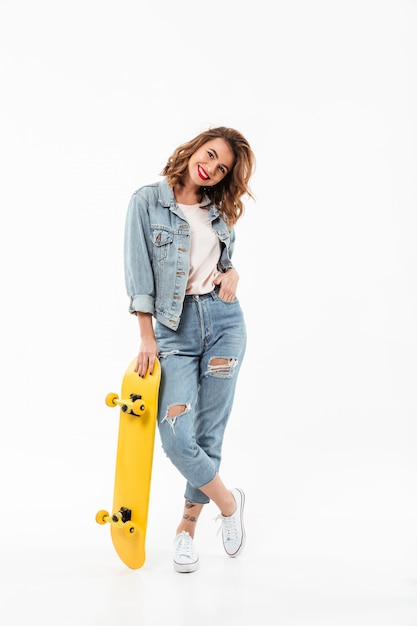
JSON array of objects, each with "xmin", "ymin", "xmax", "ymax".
[{"xmin": 1, "ymin": 1, "xmax": 416, "ymax": 624}]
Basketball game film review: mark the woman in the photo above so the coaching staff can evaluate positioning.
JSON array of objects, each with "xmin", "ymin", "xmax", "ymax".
[{"xmin": 124, "ymin": 126, "xmax": 255, "ymax": 572}]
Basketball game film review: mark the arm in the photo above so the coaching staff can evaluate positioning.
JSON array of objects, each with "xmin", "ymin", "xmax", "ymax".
[
  {"xmin": 124, "ymin": 191, "xmax": 158, "ymax": 376},
  {"xmin": 213, "ymin": 223, "xmax": 240, "ymax": 301},
  {"xmin": 135, "ymin": 312, "xmax": 158, "ymax": 377}
]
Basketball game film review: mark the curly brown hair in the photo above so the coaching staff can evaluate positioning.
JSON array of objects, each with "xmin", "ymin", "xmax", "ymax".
[{"xmin": 160, "ymin": 127, "xmax": 255, "ymax": 227}]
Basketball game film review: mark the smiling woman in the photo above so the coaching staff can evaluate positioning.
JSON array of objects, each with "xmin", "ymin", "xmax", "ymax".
[
  {"xmin": 2, "ymin": 0, "xmax": 417, "ymax": 619},
  {"xmin": 160, "ymin": 127, "xmax": 255, "ymax": 227},
  {"xmin": 124, "ymin": 126, "xmax": 256, "ymax": 573}
]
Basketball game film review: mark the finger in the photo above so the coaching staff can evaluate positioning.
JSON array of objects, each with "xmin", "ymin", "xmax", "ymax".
[
  {"xmin": 136, "ymin": 356, "xmax": 147, "ymax": 378},
  {"xmin": 140, "ymin": 357, "xmax": 149, "ymax": 378}
]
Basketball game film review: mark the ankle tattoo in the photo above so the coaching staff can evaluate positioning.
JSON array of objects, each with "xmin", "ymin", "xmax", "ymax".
[{"xmin": 183, "ymin": 499, "xmax": 197, "ymax": 523}]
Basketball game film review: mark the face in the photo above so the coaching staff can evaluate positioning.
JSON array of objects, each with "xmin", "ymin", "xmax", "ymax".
[{"xmin": 187, "ymin": 138, "xmax": 235, "ymax": 188}]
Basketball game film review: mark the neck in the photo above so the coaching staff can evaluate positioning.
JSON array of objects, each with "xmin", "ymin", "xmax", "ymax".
[{"xmin": 174, "ymin": 182, "xmax": 202, "ymax": 206}]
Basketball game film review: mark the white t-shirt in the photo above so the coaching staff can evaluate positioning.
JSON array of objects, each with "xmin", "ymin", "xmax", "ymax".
[{"xmin": 178, "ymin": 203, "xmax": 221, "ymax": 295}]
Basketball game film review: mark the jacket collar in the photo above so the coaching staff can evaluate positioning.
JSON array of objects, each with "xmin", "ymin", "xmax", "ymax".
[{"xmin": 158, "ymin": 178, "xmax": 220, "ymax": 220}]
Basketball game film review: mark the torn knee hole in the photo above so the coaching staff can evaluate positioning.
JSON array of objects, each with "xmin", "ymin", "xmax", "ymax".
[
  {"xmin": 167, "ymin": 404, "xmax": 187, "ymax": 419},
  {"xmin": 209, "ymin": 358, "xmax": 230, "ymax": 368},
  {"xmin": 207, "ymin": 357, "xmax": 238, "ymax": 377}
]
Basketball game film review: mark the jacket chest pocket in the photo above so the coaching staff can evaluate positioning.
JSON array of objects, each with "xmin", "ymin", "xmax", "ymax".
[{"xmin": 152, "ymin": 229, "xmax": 174, "ymax": 262}]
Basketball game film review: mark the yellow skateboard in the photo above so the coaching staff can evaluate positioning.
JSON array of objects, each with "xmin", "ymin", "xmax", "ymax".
[{"xmin": 96, "ymin": 357, "xmax": 161, "ymax": 569}]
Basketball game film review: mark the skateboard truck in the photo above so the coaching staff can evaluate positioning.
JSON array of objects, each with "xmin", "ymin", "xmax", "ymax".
[
  {"xmin": 112, "ymin": 507, "xmax": 132, "ymax": 523},
  {"xmin": 96, "ymin": 507, "xmax": 137, "ymax": 535},
  {"xmin": 105, "ymin": 392, "xmax": 146, "ymax": 416}
]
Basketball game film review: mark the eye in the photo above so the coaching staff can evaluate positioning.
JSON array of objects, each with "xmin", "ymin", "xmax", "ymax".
[
  {"xmin": 207, "ymin": 150, "xmax": 214, "ymax": 159},
  {"xmin": 219, "ymin": 165, "xmax": 226, "ymax": 174}
]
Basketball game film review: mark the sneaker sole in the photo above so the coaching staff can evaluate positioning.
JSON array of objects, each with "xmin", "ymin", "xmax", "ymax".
[{"xmin": 174, "ymin": 559, "xmax": 199, "ymax": 573}]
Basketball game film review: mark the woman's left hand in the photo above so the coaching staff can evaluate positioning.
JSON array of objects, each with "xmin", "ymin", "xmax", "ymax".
[{"xmin": 213, "ymin": 268, "xmax": 239, "ymax": 302}]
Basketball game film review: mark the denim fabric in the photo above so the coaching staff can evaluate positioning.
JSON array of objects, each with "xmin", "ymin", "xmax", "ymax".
[
  {"xmin": 155, "ymin": 287, "xmax": 246, "ymax": 504},
  {"xmin": 124, "ymin": 179, "xmax": 235, "ymax": 330}
]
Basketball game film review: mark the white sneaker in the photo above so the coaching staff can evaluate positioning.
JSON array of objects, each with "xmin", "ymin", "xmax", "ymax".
[
  {"xmin": 173, "ymin": 531, "xmax": 199, "ymax": 573},
  {"xmin": 216, "ymin": 488, "xmax": 246, "ymax": 557}
]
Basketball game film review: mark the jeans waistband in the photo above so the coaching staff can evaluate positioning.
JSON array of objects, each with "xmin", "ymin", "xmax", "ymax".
[{"xmin": 184, "ymin": 286, "xmax": 219, "ymax": 300}]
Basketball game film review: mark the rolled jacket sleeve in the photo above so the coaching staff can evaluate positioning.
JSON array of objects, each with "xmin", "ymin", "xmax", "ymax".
[{"xmin": 124, "ymin": 190, "xmax": 156, "ymax": 315}]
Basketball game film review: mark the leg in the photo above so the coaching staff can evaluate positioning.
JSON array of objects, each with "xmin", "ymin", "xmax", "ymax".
[
  {"xmin": 157, "ymin": 364, "xmax": 218, "ymax": 503},
  {"xmin": 184, "ymin": 307, "xmax": 246, "ymax": 504},
  {"xmin": 155, "ymin": 293, "xmax": 246, "ymax": 506},
  {"xmin": 156, "ymin": 293, "xmax": 247, "ymax": 566},
  {"xmin": 198, "ymin": 473, "xmax": 236, "ymax": 516}
]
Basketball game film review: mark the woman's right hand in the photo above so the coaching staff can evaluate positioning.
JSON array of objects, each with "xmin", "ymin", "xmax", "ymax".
[{"xmin": 135, "ymin": 337, "xmax": 158, "ymax": 377}]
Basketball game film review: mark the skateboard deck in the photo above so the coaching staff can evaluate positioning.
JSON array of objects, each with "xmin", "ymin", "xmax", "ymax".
[{"xmin": 96, "ymin": 357, "xmax": 161, "ymax": 569}]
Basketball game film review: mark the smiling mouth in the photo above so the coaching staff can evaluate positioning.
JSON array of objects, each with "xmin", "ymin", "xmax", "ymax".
[{"xmin": 198, "ymin": 165, "xmax": 209, "ymax": 181}]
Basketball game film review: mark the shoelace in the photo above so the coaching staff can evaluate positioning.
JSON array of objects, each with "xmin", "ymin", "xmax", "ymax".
[
  {"xmin": 174, "ymin": 532, "xmax": 195, "ymax": 559},
  {"xmin": 214, "ymin": 513, "xmax": 239, "ymax": 542}
]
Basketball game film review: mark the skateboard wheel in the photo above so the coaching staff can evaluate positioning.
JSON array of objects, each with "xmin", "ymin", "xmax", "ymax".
[
  {"xmin": 132, "ymin": 399, "xmax": 146, "ymax": 415},
  {"xmin": 95, "ymin": 510, "xmax": 109, "ymax": 525},
  {"xmin": 105, "ymin": 392, "xmax": 119, "ymax": 407},
  {"xmin": 124, "ymin": 522, "xmax": 137, "ymax": 536}
]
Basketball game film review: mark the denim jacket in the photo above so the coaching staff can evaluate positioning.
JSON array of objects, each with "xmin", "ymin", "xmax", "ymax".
[{"xmin": 124, "ymin": 178, "xmax": 235, "ymax": 330}]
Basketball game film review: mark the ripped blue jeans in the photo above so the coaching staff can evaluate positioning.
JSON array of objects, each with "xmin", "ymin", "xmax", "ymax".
[{"xmin": 154, "ymin": 288, "xmax": 246, "ymax": 504}]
